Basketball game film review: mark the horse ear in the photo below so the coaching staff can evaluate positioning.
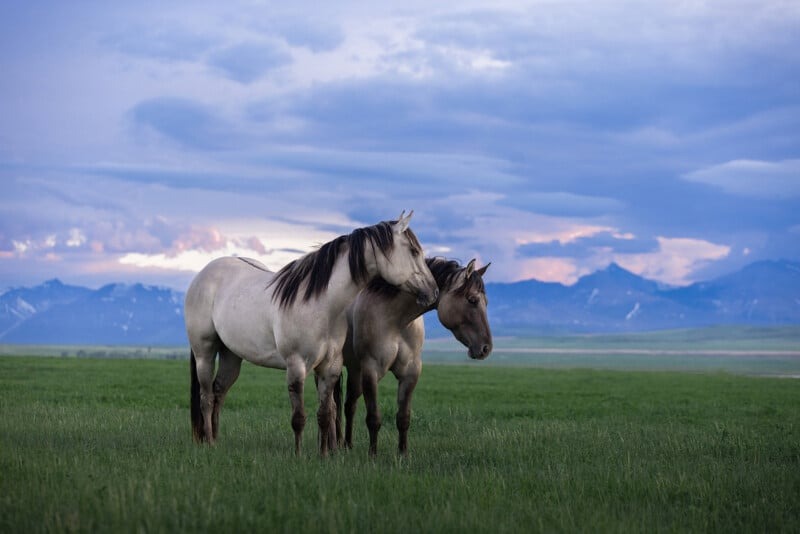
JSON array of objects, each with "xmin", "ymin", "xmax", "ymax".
[
  {"xmin": 476, "ymin": 262, "xmax": 491, "ymax": 277},
  {"xmin": 393, "ymin": 210, "xmax": 413, "ymax": 233},
  {"xmin": 465, "ymin": 258, "xmax": 476, "ymax": 277}
]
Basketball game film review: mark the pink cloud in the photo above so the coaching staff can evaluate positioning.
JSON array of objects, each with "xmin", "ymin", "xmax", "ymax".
[{"xmin": 516, "ymin": 257, "xmax": 584, "ymax": 284}]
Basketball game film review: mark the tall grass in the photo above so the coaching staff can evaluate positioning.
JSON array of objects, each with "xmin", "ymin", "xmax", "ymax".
[{"xmin": 1, "ymin": 356, "xmax": 798, "ymax": 533}]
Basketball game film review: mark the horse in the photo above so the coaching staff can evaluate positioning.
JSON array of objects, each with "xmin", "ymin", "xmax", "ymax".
[
  {"xmin": 184, "ymin": 212, "xmax": 439, "ymax": 456},
  {"xmin": 338, "ymin": 257, "xmax": 492, "ymax": 456}
]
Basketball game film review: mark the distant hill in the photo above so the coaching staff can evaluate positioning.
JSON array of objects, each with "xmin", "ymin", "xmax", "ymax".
[
  {"xmin": 1, "ymin": 260, "xmax": 799, "ymax": 345},
  {"xmin": 1, "ymin": 281, "xmax": 184, "ymax": 345}
]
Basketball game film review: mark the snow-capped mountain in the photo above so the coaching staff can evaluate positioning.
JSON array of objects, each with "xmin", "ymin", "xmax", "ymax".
[
  {"xmin": 427, "ymin": 259, "xmax": 800, "ymax": 336},
  {"xmin": 0, "ymin": 281, "xmax": 184, "ymax": 344},
  {"xmin": 2, "ymin": 260, "xmax": 799, "ymax": 345}
]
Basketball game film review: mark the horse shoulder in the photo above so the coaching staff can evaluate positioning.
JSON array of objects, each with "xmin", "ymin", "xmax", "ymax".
[
  {"xmin": 352, "ymin": 314, "xmax": 399, "ymax": 378},
  {"xmin": 400, "ymin": 317, "xmax": 425, "ymax": 358},
  {"xmin": 391, "ymin": 317, "xmax": 424, "ymax": 378}
]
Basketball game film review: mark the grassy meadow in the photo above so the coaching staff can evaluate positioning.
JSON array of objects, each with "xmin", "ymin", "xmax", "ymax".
[{"xmin": 2, "ymin": 343, "xmax": 799, "ymax": 532}]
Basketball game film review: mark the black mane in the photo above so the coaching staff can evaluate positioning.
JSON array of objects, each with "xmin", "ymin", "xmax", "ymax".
[
  {"xmin": 269, "ymin": 221, "xmax": 421, "ymax": 309},
  {"xmin": 366, "ymin": 257, "xmax": 484, "ymax": 300},
  {"xmin": 426, "ymin": 257, "xmax": 485, "ymax": 296}
]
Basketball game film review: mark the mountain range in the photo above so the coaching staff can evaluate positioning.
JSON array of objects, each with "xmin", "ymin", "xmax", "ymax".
[
  {"xmin": 469, "ymin": 259, "xmax": 800, "ymax": 337},
  {"xmin": 1, "ymin": 260, "xmax": 798, "ymax": 345}
]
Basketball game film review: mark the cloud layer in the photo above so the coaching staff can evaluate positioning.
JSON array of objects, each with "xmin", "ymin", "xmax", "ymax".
[{"xmin": 1, "ymin": 1, "xmax": 798, "ymax": 289}]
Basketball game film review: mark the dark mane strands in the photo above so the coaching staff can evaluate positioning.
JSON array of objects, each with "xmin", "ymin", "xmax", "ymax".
[
  {"xmin": 426, "ymin": 257, "xmax": 484, "ymax": 296},
  {"xmin": 270, "ymin": 221, "xmax": 414, "ymax": 309},
  {"xmin": 366, "ymin": 256, "xmax": 485, "ymax": 300}
]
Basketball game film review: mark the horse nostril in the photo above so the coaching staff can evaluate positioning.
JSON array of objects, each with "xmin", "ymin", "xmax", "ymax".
[{"xmin": 482, "ymin": 344, "xmax": 491, "ymax": 356}]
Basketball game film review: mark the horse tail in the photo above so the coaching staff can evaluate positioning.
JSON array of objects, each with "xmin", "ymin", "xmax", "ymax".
[{"xmin": 190, "ymin": 349, "xmax": 204, "ymax": 443}]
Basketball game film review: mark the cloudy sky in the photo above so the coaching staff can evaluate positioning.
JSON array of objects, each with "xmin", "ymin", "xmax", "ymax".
[{"xmin": 1, "ymin": 0, "xmax": 798, "ymax": 290}]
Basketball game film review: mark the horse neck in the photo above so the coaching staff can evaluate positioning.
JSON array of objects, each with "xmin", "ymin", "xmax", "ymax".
[
  {"xmin": 317, "ymin": 244, "xmax": 375, "ymax": 315},
  {"xmin": 367, "ymin": 280, "xmax": 440, "ymax": 328},
  {"xmin": 383, "ymin": 291, "xmax": 429, "ymax": 327}
]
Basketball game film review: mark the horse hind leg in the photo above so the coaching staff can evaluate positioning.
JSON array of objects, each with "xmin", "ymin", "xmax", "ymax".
[
  {"xmin": 395, "ymin": 372, "xmax": 420, "ymax": 455},
  {"xmin": 362, "ymin": 364, "xmax": 382, "ymax": 457},
  {"xmin": 190, "ymin": 350, "xmax": 204, "ymax": 442},
  {"xmin": 333, "ymin": 374, "xmax": 343, "ymax": 448},
  {"xmin": 343, "ymin": 366, "xmax": 363, "ymax": 449},
  {"xmin": 211, "ymin": 345, "xmax": 243, "ymax": 441},
  {"xmin": 190, "ymin": 342, "xmax": 219, "ymax": 444}
]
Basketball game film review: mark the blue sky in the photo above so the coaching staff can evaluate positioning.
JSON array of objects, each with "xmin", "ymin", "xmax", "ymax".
[{"xmin": 1, "ymin": 0, "xmax": 798, "ymax": 290}]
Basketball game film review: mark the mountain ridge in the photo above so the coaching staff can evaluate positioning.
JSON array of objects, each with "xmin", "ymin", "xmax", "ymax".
[
  {"xmin": 470, "ymin": 259, "xmax": 800, "ymax": 337},
  {"xmin": 2, "ymin": 259, "xmax": 798, "ymax": 345}
]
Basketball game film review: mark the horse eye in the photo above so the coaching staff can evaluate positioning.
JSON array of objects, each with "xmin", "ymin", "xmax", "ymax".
[
  {"xmin": 410, "ymin": 246, "xmax": 420, "ymax": 257},
  {"xmin": 468, "ymin": 295, "xmax": 479, "ymax": 305}
]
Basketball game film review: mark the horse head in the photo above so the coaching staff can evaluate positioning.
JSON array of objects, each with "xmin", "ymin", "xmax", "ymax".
[
  {"xmin": 436, "ymin": 259, "xmax": 493, "ymax": 360},
  {"xmin": 373, "ymin": 211, "xmax": 439, "ymax": 307}
]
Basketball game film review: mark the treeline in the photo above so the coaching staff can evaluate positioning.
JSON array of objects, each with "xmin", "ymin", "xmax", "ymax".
[{"xmin": 0, "ymin": 345, "xmax": 188, "ymax": 360}]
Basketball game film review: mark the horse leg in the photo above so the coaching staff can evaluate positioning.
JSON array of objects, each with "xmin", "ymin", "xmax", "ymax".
[
  {"xmin": 333, "ymin": 374, "xmax": 343, "ymax": 448},
  {"xmin": 315, "ymin": 363, "xmax": 341, "ymax": 457},
  {"xmin": 344, "ymin": 365, "xmax": 363, "ymax": 449},
  {"xmin": 191, "ymin": 342, "xmax": 218, "ymax": 445},
  {"xmin": 395, "ymin": 371, "xmax": 420, "ymax": 455},
  {"xmin": 286, "ymin": 357, "xmax": 307, "ymax": 456},
  {"xmin": 362, "ymin": 364, "xmax": 381, "ymax": 457},
  {"xmin": 316, "ymin": 373, "xmax": 341, "ymax": 452},
  {"xmin": 314, "ymin": 374, "xmax": 343, "ymax": 450},
  {"xmin": 211, "ymin": 346, "xmax": 242, "ymax": 441}
]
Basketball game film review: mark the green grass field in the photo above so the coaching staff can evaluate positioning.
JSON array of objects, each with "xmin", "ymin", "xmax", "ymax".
[
  {"xmin": 4, "ymin": 325, "xmax": 800, "ymax": 375},
  {"xmin": 1, "ymin": 354, "xmax": 799, "ymax": 533}
]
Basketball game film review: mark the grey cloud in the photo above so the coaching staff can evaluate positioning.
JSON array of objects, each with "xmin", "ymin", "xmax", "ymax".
[
  {"xmin": 207, "ymin": 41, "xmax": 292, "ymax": 84},
  {"xmin": 255, "ymin": 147, "xmax": 520, "ymax": 191},
  {"xmin": 267, "ymin": 18, "xmax": 345, "ymax": 52},
  {"xmin": 129, "ymin": 97, "xmax": 241, "ymax": 150},
  {"xmin": 682, "ymin": 159, "xmax": 800, "ymax": 198},
  {"xmin": 498, "ymin": 191, "xmax": 624, "ymax": 218},
  {"xmin": 517, "ymin": 233, "xmax": 660, "ymax": 259},
  {"xmin": 102, "ymin": 25, "xmax": 216, "ymax": 61}
]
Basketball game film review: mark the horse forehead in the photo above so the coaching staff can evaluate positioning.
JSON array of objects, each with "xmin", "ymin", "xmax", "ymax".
[{"xmin": 391, "ymin": 232, "xmax": 411, "ymax": 250}]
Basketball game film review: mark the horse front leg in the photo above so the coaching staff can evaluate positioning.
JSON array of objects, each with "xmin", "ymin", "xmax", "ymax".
[
  {"xmin": 396, "ymin": 371, "xmax": 420, "ymax": 455},
  {"xmin": 286, "ymin": 358, "xmax": 307, "ymax": 456},
  {"xmin": 362, "ymin": 365, "xmax": 381, "ymax": 457},
  {"xmin": 315, "ymin": 364, "xmax": 341, "ymax": 457}
]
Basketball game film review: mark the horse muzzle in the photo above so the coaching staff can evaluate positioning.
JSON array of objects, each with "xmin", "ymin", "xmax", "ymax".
[
  {"xmin": 468, "ymin": 342, "xmax": 492, "ymax": 360},
  {"xmin": 416, "ymin": 286, "xmax": 439, "ymax": 307},
  {"xmin": 401, "ymin": 274, "xmax": 439, "ymax": 307}
]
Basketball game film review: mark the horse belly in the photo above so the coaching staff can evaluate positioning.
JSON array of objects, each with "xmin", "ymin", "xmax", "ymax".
[
  {"xmin": 244, "ymin": 348, "xmax": 286, "ymax": 369},
  {"xmin": 216, "ymin": 319, "xmax": 286, "ymax": 369},
  {"xmin": 212, "ymin": 283, "xmax": 286, "ymax": 369}
]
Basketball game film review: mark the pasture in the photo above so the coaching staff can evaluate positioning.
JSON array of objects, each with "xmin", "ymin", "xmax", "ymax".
[{"xmin": 1, "ymin": 347, "xmax": 799, "ymax": 533}]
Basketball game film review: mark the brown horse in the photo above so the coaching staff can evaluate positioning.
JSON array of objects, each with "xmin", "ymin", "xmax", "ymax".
[
  {"xmin": 184, "ymin": 213, "xmax": 438, "ymax": 456},
  {"xmin": 339, "ymin": 257, "xmax": 492, "ymax": 456}
]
